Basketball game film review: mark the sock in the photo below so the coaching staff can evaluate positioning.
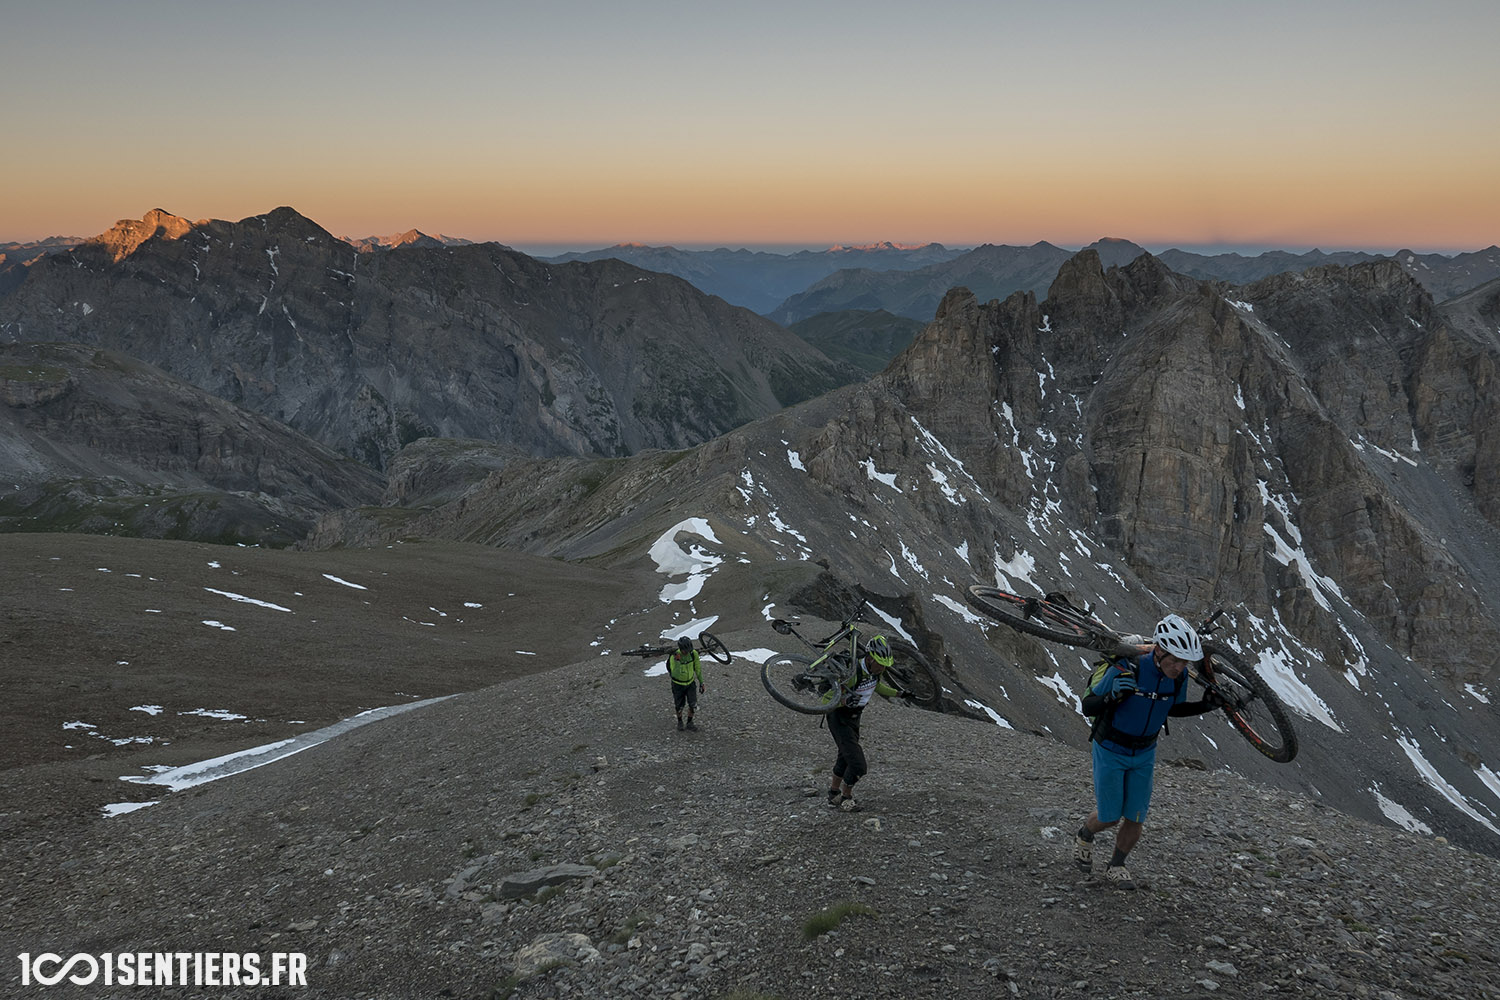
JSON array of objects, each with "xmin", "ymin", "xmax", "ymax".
[
  {"xmin": 1110, "ymin": 848, "xmax": 1128, "ymax": 867},
  {"xmin": 1078, "ymin": 825, "xmax": 1095, "ymax": 843}
]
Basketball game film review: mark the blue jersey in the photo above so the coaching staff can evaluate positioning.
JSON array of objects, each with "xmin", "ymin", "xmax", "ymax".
[{"xmin": 1093, "ymin": 652, "xmax": 1188, "ymax": 755}]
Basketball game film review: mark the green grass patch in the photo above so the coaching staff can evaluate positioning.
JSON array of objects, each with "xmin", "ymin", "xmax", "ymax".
[
  {"xmin": 486, "ymin": 974, "xmax": 524, "ymax": 1000},
  {"xmin": 0, "ymin": 363, "xmax": 69, "ymax": 383},
  {"xmin": 802, "ymin": 901, "xmax": 876, "ymax": 940},
  {"xmin": 607, "ymin": 911, "xmax": 650, "ymax": 945}
]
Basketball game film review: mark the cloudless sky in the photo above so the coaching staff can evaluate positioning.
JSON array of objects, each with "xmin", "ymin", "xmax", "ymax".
[{"xmin": 3, "ymin": 0, "xmax": 1497, "ymax": 252}]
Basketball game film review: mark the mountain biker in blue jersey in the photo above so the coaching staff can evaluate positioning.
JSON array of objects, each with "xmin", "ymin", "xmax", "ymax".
[
  {"xmin": 667, "ymin": 637, "xmax": 705, "ymax": 731},
  {"xmin": 1073, "ymin": 614, "xmax": 1226, "ymax": 889},
  {"xmin": 825, "ymin": 635, "xmax": 903, "ymax": 813}
]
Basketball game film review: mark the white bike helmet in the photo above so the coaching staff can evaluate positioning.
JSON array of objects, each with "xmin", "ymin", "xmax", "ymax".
[{"xmin": 1154, "ymin": 613, "xmax": 1203, "ymax": 662}]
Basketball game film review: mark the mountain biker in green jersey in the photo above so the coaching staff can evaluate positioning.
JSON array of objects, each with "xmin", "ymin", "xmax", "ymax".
[
  {"xmin": 825, "ymin": 635, "xmax": 902, "ymax": 812},
  {"xmin": 1073, "ymin": 614, "xmax": 1224, "ymax": 889},
  {"xmin": 667, "ymin": 637, "xmax": 705, "ymax": 731}
]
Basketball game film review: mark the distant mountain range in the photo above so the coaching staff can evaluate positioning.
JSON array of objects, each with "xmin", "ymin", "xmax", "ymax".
[
  {"xmin": 768, "ymin": 238, "xmax": 1500, "ymax": 324},
  {"xmin": 342, "ymin": 229, "xmax": 476, "ymax": 252},
  {"xmin": 9, "ymin": 226, "xmax": 1497, "ymax": 328},
  {"xmin": 540, "ymin": 241, "xmax": 966, "ymax": 315}
]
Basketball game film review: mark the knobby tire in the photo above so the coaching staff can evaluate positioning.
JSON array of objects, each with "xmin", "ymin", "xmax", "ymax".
[
  {"xmin": 886, "ymin": 639, "xmax": 941, "ymax": 709},
  {"xmin": 699, "ymin": 632, "xmax": 732, "ymax": 664},
  {"xmin": 1201, "ymin": 642, "xmax": 1299, "ymax": 763},
  {"xmin": 964, "ymin": 586, "xmax": 1103, "ymax": 647},
  {"xmin": 762, "ymin": 653, "xmax": 843, "ymax": 715}
]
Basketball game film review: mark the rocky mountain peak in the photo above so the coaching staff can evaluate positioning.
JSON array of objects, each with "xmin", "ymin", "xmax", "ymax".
[
  {"xmin": 1041, "ymin": 249, "xmax": 1124, "ymax": 335},
  {"xmin": 1045, "ymin": 247, "xmax": 1110, "ymax": 300},
  {"xmin": 251, "ymin": 206, "xmax": 340, "ymax": 244},
  {"xmin": 90, "ymin": 207, "xmax": 196, "ymax": 261},
  {"xmin": 349, "ymin": 228, "xmax": 444, "ymax": 251},
  {"xmin": 1084, "ymin": 235, "xmax": 1151, "ymax": 268}
]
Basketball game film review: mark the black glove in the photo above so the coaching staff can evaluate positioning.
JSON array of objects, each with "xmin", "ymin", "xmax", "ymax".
[{"xmin": 1205, "ymin": 689, "xmax": 1248, "ymax": 711}]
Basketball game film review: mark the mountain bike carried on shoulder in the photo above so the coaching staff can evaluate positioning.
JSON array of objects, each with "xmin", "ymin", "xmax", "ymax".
[
  {"xmin": 621, "ymin": 632, "xmax": 732, "ymax": 664},
  {"xmin": 761, "ymin": 600, "xmax": 940, "ymax": 714},
  {"xmin": 964, "ymin": 585, "xmax": 1298, "ymax": 763}
]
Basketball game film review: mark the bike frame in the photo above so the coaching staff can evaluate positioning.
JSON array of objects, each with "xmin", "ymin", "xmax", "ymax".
[
  {"xmin": 765, "ymin": 618, "xmax": 868, "ymax": 710},
  {"xmin": 772, "ymin": 606, "xmax": 871, "ymax": 677}
]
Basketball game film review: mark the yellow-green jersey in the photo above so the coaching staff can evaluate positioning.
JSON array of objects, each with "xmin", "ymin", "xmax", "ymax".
[{"xmin": 667, "ymin": 649, "xmax": 702, "ymax": 686}]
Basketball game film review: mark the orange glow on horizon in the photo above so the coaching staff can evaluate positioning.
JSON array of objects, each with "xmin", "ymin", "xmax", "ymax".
[{"xmin": 6, "ymin": 123, "xmax": 1497, "ymax": 253}]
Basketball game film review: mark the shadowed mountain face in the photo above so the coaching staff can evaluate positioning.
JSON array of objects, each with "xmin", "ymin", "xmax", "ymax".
[
  {"xmin": 0, "ymin": 236, "xmax": 85, "ymax": 297},
  {"xmin": 0, "ymin": 342, "xmax": 382, "ymax": 545},
  {"xmin": 786, "ymin": 308, "xmax": 925, "ymax": 372},
  {"xmin": 0, "ymin": 209, "xmax": 861, "ymax": 470},
  {"xmin": 314, "ymin": 250, "xmax": 1500, "ymax": 856}
]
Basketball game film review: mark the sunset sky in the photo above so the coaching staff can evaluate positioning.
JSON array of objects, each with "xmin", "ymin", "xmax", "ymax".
[{"xmin": 4, "ymin": 0, "xmax": 1497, "ymax": 253}]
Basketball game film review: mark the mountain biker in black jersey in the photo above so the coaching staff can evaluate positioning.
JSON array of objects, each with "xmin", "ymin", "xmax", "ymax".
[
  {"xmin": 666, "ymin": 637, "xmax": 705, "ymax": 731},
  {"xmin": 824, "ymin": 635, "xmax": 902, "ymax": 813},
  {"xmin": 1073, "ymin": 614, "xmax": 1226, "ymax": 889}
]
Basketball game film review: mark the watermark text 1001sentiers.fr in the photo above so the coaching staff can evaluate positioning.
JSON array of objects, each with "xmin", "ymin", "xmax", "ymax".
[{"xmin": 18, "ymin": 952, "xmax": 308, "ymax": 987}]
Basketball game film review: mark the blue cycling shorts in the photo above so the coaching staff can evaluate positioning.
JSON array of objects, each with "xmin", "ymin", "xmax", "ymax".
[{"xmin": 1092, "ymin": 741, "xmax": 1157, "ymax": 824}]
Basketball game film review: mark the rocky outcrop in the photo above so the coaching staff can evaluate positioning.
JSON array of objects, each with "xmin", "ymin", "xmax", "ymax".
[
  {"xmin": 829, "ymin": 254, "xmax": 1500, "ymax": 687},
  {"xmin": 0, "ymin": 364, "xmax": 73, "ymax": 407}
]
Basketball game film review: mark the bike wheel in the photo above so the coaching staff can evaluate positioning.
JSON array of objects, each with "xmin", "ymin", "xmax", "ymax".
[
  {"xmin": 885, "ymin": 639, "xmax": 941, "ymax": 709},
  {"xmin": 1201, "ymin": 642, "xmax": 1299, "ymax": 764},
  {"xmin": 964, "ymin": 586, "xmax": 1103, "ymax": 647},
  {"xmin": 762, "ymin": 654, "xmax": 843, "ymax": 715},
  {"xmin": 698, "ymin": 631, "xmax": 732, "ymax": 664}
]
